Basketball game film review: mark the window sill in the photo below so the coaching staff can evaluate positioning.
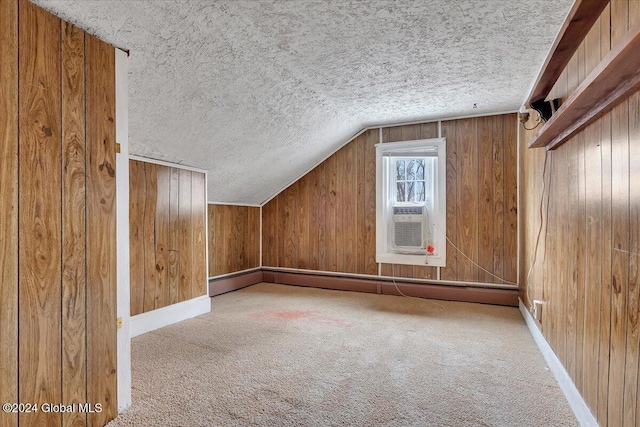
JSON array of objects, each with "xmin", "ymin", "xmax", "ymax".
[{"xmin": 376, "ymin": 253, "xmax": 445, "ymax": 267}]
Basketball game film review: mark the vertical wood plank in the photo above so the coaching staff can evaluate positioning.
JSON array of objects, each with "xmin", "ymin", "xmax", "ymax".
[
  {"xmin": 154, "ymin": 166, "xmax": 170, "ymax": 309},
  {"xmin": 575, "ymin": 122, "xmax": 587, "ymax": 393},
  {"xmin": 260, "ymin": 202, "xmax": 269, "ymax": 267},
  {"xmin": 61, "ymin": 21, "xmax": 87, "ymax": 427},
  {"xmin": 284, "ymin": 184, "xmax": 297, "ymax": 268},
  {"xmin": 207, "ymin": 203, "xmax": 215, "ymax": 275},
  {"xmin": 441, "ymin": 120, "xmax": 458, "ymax": 281},
  {"xmin": 356, "ymin": 135, "xmax": 366, "ymax": 274},
  {"xmin": 583, "ymin": 117, "xmax": 603, "ymax": 413},
  {"xmin": 18, "ymin": 2, "xmax": 63, "ymax": 426},
  {"xmin": 250, "ymin": 206, "xmax": 260, "ymax": 268},
  {"xmin": 0, "ymin": 1, "xmax": 19, "ymax": 426},
  {"xmin": 325, "ymin": 154, "xmax": 337, "ymax": 271},
  {"xmin": 598, "ymin": 111, "xmax": 613, "ymax": 423},
  {"xmin": 608, "ymin": 101, "xmax": 629, "ymax": 427},
  {"xmin": 363, "ymin": 129, "xmax": 378, "ymax": 275},
  {"xmin": 343, "ymin": 141, "xmax": 357, "ymax": 273},
  {"xmin": 544, "ymin": 149, "xmax": 559, "ymax": 354},
  {"xmin": 129, "ymin": 161, "xmax": 146, "ymax": 315},
  {"xmin": 179, "ymin": 170, "xmax": 193, "ymax": 300},
  {"xmin": 607, "ymin": 4, "xmax": 629, "ymax": 424},
  {"xmin": 263, "ymin": 200, "xmax": 276, "ymax": 267},
  {"xmin": 277, "ymin": 193, "xmax": 285, "ymax": 267},
  {"xmin": 318, "ymin": 162, "xmax": 327, "ymax": 270},
  {"xmin": 503, "ymin": 114, "xmax": 518, "ymax": 284},
  {"xmin": 191, "ymin": 172, "xmax": 206, "ymax": 298},
  {"xmin": 218, "ymin": 205, "xmax": 231, "ymax": 274},
  {"xmin": 564, "ymin": 134, "xmax": 578, "ymax": 383},
  {"xmin": 456, "ymin": 118, "xmax": 478, "ymax": 282},
  {"xmin": 335, "ymin": 148, "xmax": 346, "ymax": 272},
  {"xmin": 623, "ymin": 78, "xmax": 640, "ymax": 427},
  {"xmin": 297, "ymin": 175, "xmax": 309, "ymax": 269},
  {"xmin": 308, "ymin": 168, "xmax": 320, "ymax": 270},
  {"xmin": 477, "ymin": 116, "xmax": 494, "ymax": 283},
  {"xmin": 168, "ymin": 167, "xmax": 180, "ymax": 304},
  {"xmin": 238, "ymin": 206, "xmax": 246, "ymax": 270},
  {"xmin": 85, "ymin": 32, "xmax": 117, "ymax": 426},
  {"xmin": 142, "ymin": 163, "xmax": 157, "ymax": 312},
  {"xmin": 492, "ymin": 116, "xmax": 505, "ymax": 284}
]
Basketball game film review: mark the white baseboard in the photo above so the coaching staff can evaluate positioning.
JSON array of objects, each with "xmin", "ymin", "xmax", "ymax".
[
  {"xmin": 130, "ymin": 295, "xmax": 211, "ymax": 338},
  {"xmin": 518, "ymin": 299, "xmax": 598, "ymax": 427}
]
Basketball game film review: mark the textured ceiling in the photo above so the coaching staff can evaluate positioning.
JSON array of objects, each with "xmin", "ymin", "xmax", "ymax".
[{"xmin": 34, "ymin": 0, "xmax": 572, "ymax": 205}]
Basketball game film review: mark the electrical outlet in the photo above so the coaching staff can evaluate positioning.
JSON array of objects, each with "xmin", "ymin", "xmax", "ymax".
[{"xmin": 531, "ymin": 300, "xmax": 543, "ymax": 321}]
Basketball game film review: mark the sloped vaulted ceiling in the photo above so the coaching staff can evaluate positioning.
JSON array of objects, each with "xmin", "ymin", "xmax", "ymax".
[{"xmin": 34, "ymin": 0, "xmax": 572, "ymax": 205}]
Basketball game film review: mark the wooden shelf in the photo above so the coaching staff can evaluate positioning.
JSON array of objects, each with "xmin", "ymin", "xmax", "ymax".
[
  {"xmin": 526, "ymin": 0, "xmax": 609, "ymax": 106},
  {"xmin": 528, "ymin": 21, "xmax": 640, "ymax": 150}
]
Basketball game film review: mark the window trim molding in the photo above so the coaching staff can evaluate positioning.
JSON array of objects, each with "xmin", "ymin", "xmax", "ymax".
[{"xmin": 375, "ymin": 138, "xmax": 447, "ymax": 267}]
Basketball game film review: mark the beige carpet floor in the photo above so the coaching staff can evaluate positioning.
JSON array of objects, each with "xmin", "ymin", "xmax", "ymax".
[{"xmin": 108, "ymin": 283, "xmax": 577, "ymax": 427}]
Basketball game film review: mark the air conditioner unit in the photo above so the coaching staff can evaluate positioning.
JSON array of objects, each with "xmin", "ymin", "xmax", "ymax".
[{"xmin": 392, "ymin": 206, "xmax": 424, "ymax": 252}]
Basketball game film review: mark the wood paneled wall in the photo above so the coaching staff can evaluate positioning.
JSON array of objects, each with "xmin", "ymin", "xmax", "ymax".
[
  {"xmin": 521, "ymin": 2, "xmax": 640, "ymax": 426},
  {"xmin": 129, "ymin": 160, "xmax": 207, "ymax": 316},
  {"xmin": 262, "ymin": 114, "xmax": 517, "ymax": 285},
  {"xmin": 208, "ymin": 204, "xmax": 261, "ymax": 276},
  {"xmin": 0, "ymin": 1, "xmax": 118, "ymax": 425}
]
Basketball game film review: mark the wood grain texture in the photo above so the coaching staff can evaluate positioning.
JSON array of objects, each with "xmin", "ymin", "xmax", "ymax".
[
  {"xmin": 130, "ymin": 160, "xmax": 208, "ymax": 311},
  {"xmin": 86, "ymin": 32, "xmax": 117, "ymax": 426},
  {"xmin": 456, "ymin": 118, "xmax": 479, "ymax": 282},
  {"xmin": 441, "ymin": 120, "xmax": 458, "ymax": 281},
  {"xmin": 168, "ymin": 168, "xmax": 180, "ymax": 304},
  {"xmin": 520, "ymin": 3, "xmax": 640, "ymax": 425},
  {"xmin": 208, "ymin": 204, "xmax": 261, "ymax": 276},
  {"xmin": 0, "ymin": 0, "xmax": 19, "ymax": 425},
  {"xmin": 297, "ymin": 175, "xmax": 310, "ymax": 269},
  {"xmin": 307, "ymin": 168, "xmax": 320, "ymax": 270},
  {"xmin": 503, "ymin": 117, "xmax": 518, "ymax": 284},
  {"xmin": 4, "ymin": 3, "xmax": 119, "ymax": 426},
  {"xmin": 129, "ymin": 160, "xmax": 146, "ymax": 316},
  {"xmin": 142, "ymin": 163, "xmax": 158, "ymax": 312},
  {"xmin": 179, "ymin": 169, "xmax": 193, "ymax": 302},
  {"xmin": 362, "ymin": 129, "xmax": 379, "ymax": 275},
  {"xmin": 61, "ymin": 20, "xmax": 87, "ymax": 427},
  {"xmin": 262, "ymin": 116, "xmax": 517, "ymax": 285},
  {"xmin": 478, "ymin": 116, "xmax": 493, "ymax": 283},
  {"xmin": 191, "ymin": 172, "xmax": 207, "ymax": 297},
  {"xmin": 491, "ymin": 116, "xmax": 505, "ymax": 284},
  {"xmin": 154, "ymin": 166, "xmax": 170, "ymax": 308},
  {"xmin": 18, "ymin": 2, "xmax": 63, "ymax": 425}
]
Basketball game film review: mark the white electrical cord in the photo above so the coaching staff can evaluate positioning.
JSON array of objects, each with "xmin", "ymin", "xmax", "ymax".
[
  {"xmin": 525, "ymin": 150, "xmax": 551, "ymax": 307},
  {"xmin": 390, "ymin": 263, "xmax": 445, "ymax": 311}
]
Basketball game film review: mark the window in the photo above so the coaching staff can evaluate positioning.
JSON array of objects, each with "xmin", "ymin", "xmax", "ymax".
[{"xmin": 376, "ymin": 138, "xmax": 446, "ymax": 267}]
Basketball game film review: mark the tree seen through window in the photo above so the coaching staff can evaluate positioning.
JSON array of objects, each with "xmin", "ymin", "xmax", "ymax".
[{"xmin": 395, "ymin": 158, "xmax": 426, "ymax": 202}]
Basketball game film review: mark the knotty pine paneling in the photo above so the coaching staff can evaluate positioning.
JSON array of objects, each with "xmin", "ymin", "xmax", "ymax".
[
  {"xmin": 129, "ymin": 160, "xmax": 207, "ymax": 316},
  {"xmin": 0, "ymin": 1, "xmax": 18, "ymax": 426},
  {"xmin": 262, "ymin": 114, "xmax": 518, "ymax": 285},
  {"xmin": 208, "ymin": 204, "xmax": 261, "ymax": 276},
  {"xmin": 520, "ymin": 3, "xmax": 640, "ymax": 425},
  {"xmin": 1, "ymin": 1, "xmax": 119, "ymax": 425}
]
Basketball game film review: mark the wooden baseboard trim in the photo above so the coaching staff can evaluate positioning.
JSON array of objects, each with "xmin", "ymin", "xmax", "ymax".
[
  {"xmin": 263, "ymin": 270, "xmax": 518, "ymax": 306},
  {"xmin": 209, "ymin": 269, "xmax": 264, "ymax": 296}
]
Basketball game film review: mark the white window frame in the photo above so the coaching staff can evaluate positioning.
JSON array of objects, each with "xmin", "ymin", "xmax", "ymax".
[{"xmin": 376, "ymin": 138, "xmax": 447, "ymax": 267}]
